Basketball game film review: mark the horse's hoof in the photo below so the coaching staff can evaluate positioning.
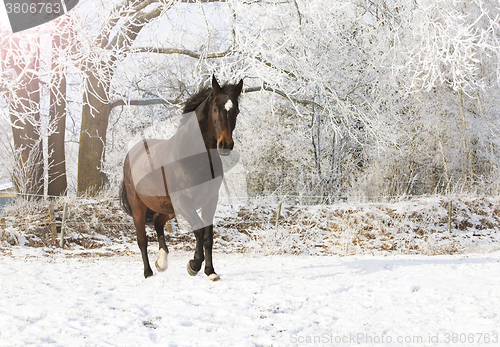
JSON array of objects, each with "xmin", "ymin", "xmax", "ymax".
[
  {"xmin": 155, "ymin": 249, "xmax": 168, "ymax": 272},
  {"xmin": 186, "ymin": 261, "xmax": 199, "ymax": 276},
  {"xmin": 207, "ymin": 273, "xmax": 220, "ymax": 281},
  {"xmin": 144, "ymin": 269, "xmax": 154, "ymax": 278}
]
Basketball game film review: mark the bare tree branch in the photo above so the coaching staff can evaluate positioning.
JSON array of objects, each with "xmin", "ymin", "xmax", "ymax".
[
  {"xmin": 109, "ymin": 97, "xmax": 181, "ymax": 109},
  {"xmin": 128, "ymin": 47, "xmax": 231, "ymax": 59},
  {"xmin": 244, "ymin": 84, "xmax": 325, "ymax": 112}
]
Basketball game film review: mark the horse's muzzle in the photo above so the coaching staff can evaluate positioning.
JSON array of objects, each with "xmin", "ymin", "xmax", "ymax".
[{"xmin": 217, "ymin": 140, "xmax": 233, "ymax": 156}]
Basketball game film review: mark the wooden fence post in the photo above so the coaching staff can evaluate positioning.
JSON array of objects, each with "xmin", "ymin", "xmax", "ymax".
[
  {"xmin": 448, "ymin": 200, "xmax": 453, "ymax": 233},
  {"xmin": 165, "ymin": 219, "xmax": 173, "ymax": 233},
  {"xmin": 275, "ymin": 202, "xmax": 282, "ymax": 228},
  {"xmin": 60, "ymin": 202, "xmax": 68, "ymax": 248},
  {"xmin": 0, "ymin": 217, "xmax": 5, "ymax": 231},
  {"xmin": 49, "ymin": 203, "xmax": 58, "ymax": 241}
]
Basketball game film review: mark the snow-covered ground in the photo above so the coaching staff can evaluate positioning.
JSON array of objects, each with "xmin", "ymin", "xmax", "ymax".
[
  {"xmin": 1, "ymin": 248, "xmax": 500, "ymax": 346},
  {"xmin": 1, "ymin": 196, "xmax": 500, "ymax": 346}
]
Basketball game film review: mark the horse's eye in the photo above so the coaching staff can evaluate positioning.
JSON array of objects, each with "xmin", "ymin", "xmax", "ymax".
[{"xmin": 213, "ymin": 107, "xmax": 218, "ymax": 113}]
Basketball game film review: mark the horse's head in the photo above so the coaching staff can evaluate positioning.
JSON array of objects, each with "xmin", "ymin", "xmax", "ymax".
[{"xmin": 208, "ymin": 75, "xmax": 243, "ymax": 156}]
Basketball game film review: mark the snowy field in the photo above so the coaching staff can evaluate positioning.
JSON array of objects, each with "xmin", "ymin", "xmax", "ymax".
[{"xmin": 1, "ymin": 248, "xmax": 500, "ymax": 346}]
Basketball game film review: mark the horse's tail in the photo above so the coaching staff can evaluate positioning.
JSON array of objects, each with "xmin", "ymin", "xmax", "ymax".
[
  {"xmin": 120, "ymin": 181, "xmax": 133, "ymax": 217},
  {"xmin": 120, "ymin": 181, "xmax": 156, "ymax": 224}
]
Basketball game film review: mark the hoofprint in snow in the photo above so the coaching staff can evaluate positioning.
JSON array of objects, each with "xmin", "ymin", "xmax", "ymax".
[{"xmin": 0, "ymin": 249, "xmax": 499, "ymax": 346}]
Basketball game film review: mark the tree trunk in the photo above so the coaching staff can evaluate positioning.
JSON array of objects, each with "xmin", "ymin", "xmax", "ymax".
[
  {"xmin": 77, "ymin": 67, "xmax": 111, "ymax": 196},
  {"xmin": 7, "ymin": 38, "xmax": 43, "ymax": 199},
  {"xmin": 76, "ymin": 4, "xmax": 164, "ymax": 196},
  {"xmin": 48, "ymin": 27, "xmax": 68, "ymax": 197}
]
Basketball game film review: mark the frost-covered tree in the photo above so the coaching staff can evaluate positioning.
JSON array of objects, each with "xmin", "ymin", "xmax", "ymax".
[
  {"xmin": 99, "ymin": 0, "xmax": 500, "ymax": 200},
  {"xmin": 4, "ymin": 0, "xmax": 500, "ymax": 202},
  {"xmin": 231, "ymin": 0, "xmax": 500, "ymax": 199},
  {"xmin": 0, "ymin": 34, "xmax": 43, "ymax": 198},
  {"xmin": 0, "ymin": 15, "xmax": 79, "ymax": 198},
  {"xmin": 75, "ymin": 0, "xmax": 237, "ymax": 195},
  {"xmin": 367, "ymin": 0, "xmax": 500, "ymax": 196}
]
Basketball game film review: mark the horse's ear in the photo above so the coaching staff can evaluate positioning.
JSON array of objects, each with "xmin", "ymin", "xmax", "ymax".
[
  {"xmin": 212, "ymin": 75, "xmax": 221, "ymax": 94},
  {"xmin": 236, "ymin": 79, "xmax": 243, "ymax": 95}
]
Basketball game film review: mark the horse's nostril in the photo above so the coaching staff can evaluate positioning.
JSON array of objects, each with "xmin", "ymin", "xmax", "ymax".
[{"xmin": 218, "ymin": 140, "xmax": 233, "ymax": 150}]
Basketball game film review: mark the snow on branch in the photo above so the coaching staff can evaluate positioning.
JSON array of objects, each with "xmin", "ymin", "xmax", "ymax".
[{"xmin": 128, "ymin": 47, "xmax": 231, "ymax": 59}]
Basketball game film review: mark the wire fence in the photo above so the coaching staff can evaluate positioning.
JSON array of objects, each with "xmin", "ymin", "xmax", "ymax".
[
  {"xmin": 1, "ymin": 191, "xmax": 497, "ymax": 230},
  {"xmin": 3, "ymin": 177, "xmax": 499, "ymax": 206},
  {"xmin": 2, "ymin": 178, "xmax": 500, "ymax": 237}
]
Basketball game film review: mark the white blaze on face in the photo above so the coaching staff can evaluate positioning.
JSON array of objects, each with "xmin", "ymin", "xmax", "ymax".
[{"xmin": 225, "ymin": 100, "xmax": 233, "ymax": 112}]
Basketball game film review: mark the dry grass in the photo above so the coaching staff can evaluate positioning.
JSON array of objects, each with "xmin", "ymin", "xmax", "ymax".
[{"xmin": 2, "ymin": 195, "xmax": 500, "ymax": 256}]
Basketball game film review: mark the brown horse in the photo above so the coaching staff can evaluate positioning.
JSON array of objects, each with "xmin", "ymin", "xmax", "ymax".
[{"xmin": 121, "ymin": 76, "xmax": 243, "ymax": 279}]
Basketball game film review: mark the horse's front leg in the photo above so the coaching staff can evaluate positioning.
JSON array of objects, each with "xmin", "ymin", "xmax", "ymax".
[
  {"xmin": 175, "ymin": 193, "xmax": 219, "ymax": 280},
  {"xmin": 201, "ymin": 196, "xmax": 219, "ymax": 281},
  {"xmin": 187, "ymin": 225, "xmax": 218, "ymax": 281},
  {"xmin": 187, "ymin": 226, "xmax": 205, "ymax": 276},
  {"xmin": 175, "ymin": 204, "xmax": 205, "ymax": 276},
  {"xmin": 203, "ymin": 224, "xmax": 219, "ymax": 281}
]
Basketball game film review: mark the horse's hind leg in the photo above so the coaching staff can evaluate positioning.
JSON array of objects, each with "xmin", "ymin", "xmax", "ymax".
[
  {"xmin": 154, "ymin": 213, "xmax": 172, "ymax": 272},
  {"xmin": 124, "ymin": 157, "xmax": 153, "ymax": 278},
  {"xmin": 128, "ymin": 194, "xmax": 152, "ymax": 277},
  {"xmin": 133, "ymin": 207, "xmax": 153, "ymax": 278}
]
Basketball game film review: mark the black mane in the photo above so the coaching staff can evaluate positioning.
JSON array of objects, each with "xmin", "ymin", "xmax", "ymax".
[
  {"xmin": 182, "ymin": 87, "xmax": 213, "ymax": 114},
  {"xmin": 182, "ymin": 82, "xmax": 242, "ymax": 114},
  {"xmin": 179, "ymin": 82, "xmax": 242, "ymax": 128}
]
